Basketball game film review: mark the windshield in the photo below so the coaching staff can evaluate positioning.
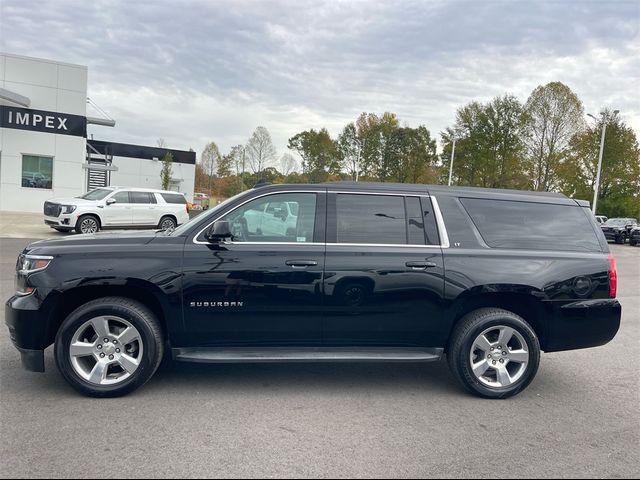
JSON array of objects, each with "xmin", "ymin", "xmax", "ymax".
[
  {"xmin": 79, "ymin": 188, "xmax": 113, "ymax": 201},
  {"xmin": 168, "ymin": 190, "xmax": 251, "ymax": 236},
  {"xmin": 604, "ymin": 218, "xmax": 631, "ymax": 226}
]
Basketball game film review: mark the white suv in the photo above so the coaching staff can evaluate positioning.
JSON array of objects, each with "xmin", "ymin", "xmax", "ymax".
[{"xmin": 44, "ymin": 187, "xmax": 190, "ymax": 234}]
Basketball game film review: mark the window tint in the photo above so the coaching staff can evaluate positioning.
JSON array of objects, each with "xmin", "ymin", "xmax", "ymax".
[
  {"xmin": 81, "ymin": 189, "xmax": 112, "ymax": 200},
  {"xmin": 406, "ymin": 197, "xmax": 426, "ymax": 245},
  {"xmin": 111, "ymin": 191, "xmax": 130, "ymax": 203},
  {"xmin": 421, "ymin": 197, "xmax": 441, "ymax": 246},
  {"xmin": 130, "ymin": 192, "xmax": 156, "ymax": 204},
  {"xmin": 336, "ymin": 194, "xmax": 406, "ymax": 244},
  {"xmin": 221, "ymin": 193, "xmax": 317, "ymax": 243},
  {"xmin": 161, "ymin": 193, "xmax": 187, "ymax": 204},
  {"xmin": 460, "ymin": 198, "xmax": 602, "ymax": 252}
]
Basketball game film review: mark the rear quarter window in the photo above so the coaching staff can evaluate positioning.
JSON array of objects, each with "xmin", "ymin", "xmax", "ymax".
[
  {"xmin": 460, "ymin": 198, "xmax": 602, "ymax": 252},
  {"xmin": 160, "ymin": 193, "xmax": 187, "ymax": 204}
]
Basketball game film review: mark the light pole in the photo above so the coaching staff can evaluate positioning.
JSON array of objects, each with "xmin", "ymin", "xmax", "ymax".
[
  {"xmin": 447, "ymin": 136, "xmax": 457, "ymax": 186},
  {"xmin": 588, "ymin": 110, "xmax": 619, "ymax": 214}
]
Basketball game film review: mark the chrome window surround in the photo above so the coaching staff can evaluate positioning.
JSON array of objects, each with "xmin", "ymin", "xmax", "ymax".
[{"xmin": 192, "ymin": 189, "xmax": 450, "ymax": 248}]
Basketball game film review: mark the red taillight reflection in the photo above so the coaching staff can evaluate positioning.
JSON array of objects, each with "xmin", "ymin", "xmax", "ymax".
[{"xmin": 608, "ymin": 254, "xmax": 617, "ymax": 298}]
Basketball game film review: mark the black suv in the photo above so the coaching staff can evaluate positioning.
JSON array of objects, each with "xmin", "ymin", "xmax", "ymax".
[
  {"xmin": 600, "ymin": 218, "xmax": 638, "ymax": 244},
  {"xmin": 5, "ymin": 182, "xmax": 621, "ymax": 399}
]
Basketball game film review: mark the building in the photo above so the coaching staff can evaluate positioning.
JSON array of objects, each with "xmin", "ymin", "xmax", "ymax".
[{"xmin": 0, "ymin": 53, "xmax": 195, "ymax": 213}]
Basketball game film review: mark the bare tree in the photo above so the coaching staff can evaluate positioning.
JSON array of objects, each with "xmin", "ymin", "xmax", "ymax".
[
  {"xmin": 200, "ymin": 141, "xmax": 221, "ymax": 194},
  {"xmin": 246, "ymin": 126, "xmax": 277, "ymax": 176},
  {"xmin": 157, "ymin": 138, "xmax": 167, "ymax": 148},
  {"xmin": 523, "ymin": 82, "xmax": 584, "ymax": 191},
  {"xmin": 279, "ymin": 153, "xmax": 298, "ymax": 176}
]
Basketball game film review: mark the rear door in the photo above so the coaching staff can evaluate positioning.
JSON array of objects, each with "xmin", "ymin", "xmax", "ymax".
[
  {"xmin": 129, "ymin": 191, "xmax": 158, "ymax": 225},
  {"xmin": 323, "ymin": 191, "xmax": 445, "ymax": 347}
]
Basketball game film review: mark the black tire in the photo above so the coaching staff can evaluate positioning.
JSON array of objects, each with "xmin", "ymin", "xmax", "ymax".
[
  {"xmin": 54, "ymin": 297, "xmax": 164, "ymax": 397},
  {"xmin": 75, "ymin": 214, "xmax": 100, "ymax": 234},
  {"xmin": 158, "ymin": 215, "xmax": 177, "ymax": 230},
  {"xmin": 630, "ymin": 237, "xmax": 638, "ymax": 246},
  {"xmin": 447, "ymin": 307, "xmax": 540, "ymax": 399}
]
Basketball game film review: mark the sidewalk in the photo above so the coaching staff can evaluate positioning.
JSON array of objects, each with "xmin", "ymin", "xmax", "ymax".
[{"xmin": 0, "ymin": 211, "xmax": 57, "ymax": 239}]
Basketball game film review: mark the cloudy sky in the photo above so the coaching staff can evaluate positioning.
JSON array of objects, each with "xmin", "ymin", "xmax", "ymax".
[{"xmin": 1, "ymin": 0, "xmax": 639, "ymax": 161}]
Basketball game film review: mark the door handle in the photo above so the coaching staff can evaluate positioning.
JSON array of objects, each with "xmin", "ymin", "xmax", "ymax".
[
  {"xmin": 405, "ymin": 261, "xmax": 437, "ymax": 270},
  {"xmin": 286, "ymin": 260, "xmax": 318, "ymax": 268}
]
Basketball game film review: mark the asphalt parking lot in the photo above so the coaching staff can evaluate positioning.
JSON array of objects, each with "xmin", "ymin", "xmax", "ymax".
[{"xmin": 0, "ymin": 235, "xmax": 638, "ymax": 478}]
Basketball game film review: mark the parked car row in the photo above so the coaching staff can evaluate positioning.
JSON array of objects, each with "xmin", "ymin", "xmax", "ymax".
[
  {"xmin": 598, "ymin": 217, "xmax": 639, "ymax": 246},
  {"xmin": 43, "ymin": 187, "xmax": 190, "ymax": 234}
]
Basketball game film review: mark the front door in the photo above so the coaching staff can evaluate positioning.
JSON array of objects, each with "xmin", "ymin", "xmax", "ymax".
[
  {"xmin": 102, "ymin": 191, "xmax": 133, "ymax": 226},
  {"xmin": 323, "ymin": 192, "xmax": 445, "ymax": 347},
  {"xmin": 182, "ymin": 190, "xmax": 326, "ymax": 346}
]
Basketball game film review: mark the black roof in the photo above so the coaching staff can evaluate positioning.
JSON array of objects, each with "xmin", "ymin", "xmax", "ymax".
[{"xmin": 255, "ymin": 181, "xmax": 578, "ymax": 205}]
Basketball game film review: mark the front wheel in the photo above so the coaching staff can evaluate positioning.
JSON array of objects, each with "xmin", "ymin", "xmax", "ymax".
[
  {"xmin": 75, "ymin": 215, "xmax": 100, "ymax": 234},
  {"xmin": 630, "ymin": 237, "xmax": 638, "ymax": 246},
  {"xmin": 447, "ymin": 308, "xmax": 540, "ymax": 399},
  {"xmin": 54, "ymin": 297, "xmax": 164, "ymax": 397}
]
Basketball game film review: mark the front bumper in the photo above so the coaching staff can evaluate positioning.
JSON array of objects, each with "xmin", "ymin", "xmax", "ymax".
[
  {"xmin": 44, "ymin": 214, "xmax": 77, "ymax": 229},
  {"xmin": 545, "ymin": 298, "xmax": 622, "ymax": 352},
  {"xmin": 5, "ymin": 294, "xmax": 48, "ymax": 372},
  {"xmin": 601, "ymin": 229, "xmax": 624, "ymax": 242}
]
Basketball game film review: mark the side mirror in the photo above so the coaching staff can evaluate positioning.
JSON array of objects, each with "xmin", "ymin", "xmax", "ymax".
[
  {"xmin": 106, "ymin": 198, "xmax": 116, "ymax": 206},
  {"xmin": 206, "ymin": 220, "xmax": 232, "ymax": 242}
]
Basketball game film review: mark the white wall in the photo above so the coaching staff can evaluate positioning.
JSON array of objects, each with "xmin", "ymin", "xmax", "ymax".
[{"xmin": 0, "ymin": 53, "xmax": 88, "ymax": 213}]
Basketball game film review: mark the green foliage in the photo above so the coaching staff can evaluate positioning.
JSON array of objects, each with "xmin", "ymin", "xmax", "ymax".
[
  {"xmin": 288, "ymin": 128, "xmax": 341, "ymax": 183},
  {"xmin": 160, "ymin": 152, "xmax": 173, "ymax": 191}
]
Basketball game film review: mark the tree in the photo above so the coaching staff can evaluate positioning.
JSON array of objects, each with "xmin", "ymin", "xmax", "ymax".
[
  {"xmin": 279, "ymin": 153, "xmax": 298, "ymax": 176},
  {"xmin": 246, "ymin": 126, "xmax": 277, "ymax": 177},
  {"xmin": 160, "ymin": 152, "xmax": 173, "ymax": 190},
  {"xmin": 563, "ymin": 110, "xmax": 640, "ymax": 218},
  {"xmin": 338, "ymin": 123, "xmax": 360, "ymax": 180},
  {"xmin": 288, "ymin": 128, "xmax": 341, "ymax": 183},
  {"xmin": 523, "ymin": 82, "xmax": 584, "ymax": 191},
  {"xmin": 442, "ymin": 95, "xmax": 527, "ymax": 189},
  {"xmin": 200, "ymin": 141, "xmax": 221, "ymax": 194}
]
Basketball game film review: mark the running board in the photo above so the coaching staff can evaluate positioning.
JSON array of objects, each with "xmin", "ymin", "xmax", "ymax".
[{"xmin": 172, "ymin": 347, "xmax": 444, "ymax": 364}]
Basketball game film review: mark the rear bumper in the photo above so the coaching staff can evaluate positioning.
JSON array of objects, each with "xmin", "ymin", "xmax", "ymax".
[
  {"xmin": 545, "ymin": 298, "xmax": 621, "ymax": 352},
  {"xmin": 5, "ymin": 294, "xmax": 48, "ymax": 372}
]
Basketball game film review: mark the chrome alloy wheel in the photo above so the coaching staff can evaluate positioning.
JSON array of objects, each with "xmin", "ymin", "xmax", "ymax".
[
  {"xmin": 469, "ymin": 326, "xmax": 530, "ymax": 388},
  {"xmin": 69, "ymin": 316, "xmax": 144, "ymax": 386},
  {"xmin": 160, "ymin": 218, "xmax": 175, "ymax": 231},
  {"xmin": 80, "ymin": 217, "xmax": 99, "ymax": 234}
]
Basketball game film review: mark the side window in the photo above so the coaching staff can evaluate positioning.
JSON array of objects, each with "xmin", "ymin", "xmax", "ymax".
[
  {"xmin": 336, "ymin": 194, "xmax": 406, "ymax": 244},
  {"xmin": 221, "ymin": 193, "xmax": 317, "ymax": 243},
  {"xmin": 130, "ymin": 192, "xmax": 154, "ymax": 204},
  {"xmin": 160, "ymin": 193, "xmax": 187, "ymax": 204},
  {"xmin": 406, "ymin": 196, "xmax": 426, "ymax": 245},
  {"xmin": 460, "ymin": 198, "xmax": 602, "ymax": 252},
  {"xmin": 111, "ymin": 191, "xmax": 130, "ymax": 203}
]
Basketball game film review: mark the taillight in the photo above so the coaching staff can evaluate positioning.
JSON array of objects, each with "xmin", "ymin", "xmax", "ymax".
[{"xmin": 608, "ymin": 254, "xmax": 617, "ymax": 298}]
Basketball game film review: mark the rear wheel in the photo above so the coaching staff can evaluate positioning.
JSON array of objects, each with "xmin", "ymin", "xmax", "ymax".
[
  {"xmin": 447, "ymin": 308, "xmax": 540, "ymax": 399},
  {"xmin": 55, "ymin": 297, "xmax": 164, "ymax": 397},
  {"xmin": 75, "ymin": 215, "xmax": 100, "ymax": 234},
  {"xmin": 158, "ymin": 215, "xmax": 177, "ymax": 231}
]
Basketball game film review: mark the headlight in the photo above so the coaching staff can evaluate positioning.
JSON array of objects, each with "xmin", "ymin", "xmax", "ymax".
[
  {"xmin": 62, "ymin": 205, "xmax": 76, "ymax": 214},
  {"xmin": 18, "ymin": 254, "xmax": 53, "ymax": 274}
]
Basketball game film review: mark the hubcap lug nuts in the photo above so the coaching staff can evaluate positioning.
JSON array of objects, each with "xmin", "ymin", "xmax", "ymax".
[
  {"xmin": 492, "ymin": 360, "xmax": 496, "ymax": 365},
  {"xmin": 502, "ymin": 351, "xmax": 507, "ymax": 356},
  {"xmin": 499, "ymin": 359, "xmax": 504, "ymax": 363},
  {"xmin": 113, "ymin": 340, "xmax": 118, "ymax": 345},
  {"xmin": 116, "ymin": 349, "xmax": 120, "ymax": 353},
  {"xmin": 100, "ymin": 353, "xmax": 105, "ymax": 358},
  {"xmin": 109, "ymin": 355, "xmax": 114, "ymax": 360},
  {"xmin": 104, "ymin": 338, "xmax": 109, "ymax": 343},
  {"xmin": 490, "ymin": 347, "xmax": 494, "ymax": 351},
  {"xmin": 97, "ymin": 344, "xmax": 102, "ymax": 350},
  {"xmin": 497, "ymin": 345, "xmax": 502, "ymax": 349}
]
